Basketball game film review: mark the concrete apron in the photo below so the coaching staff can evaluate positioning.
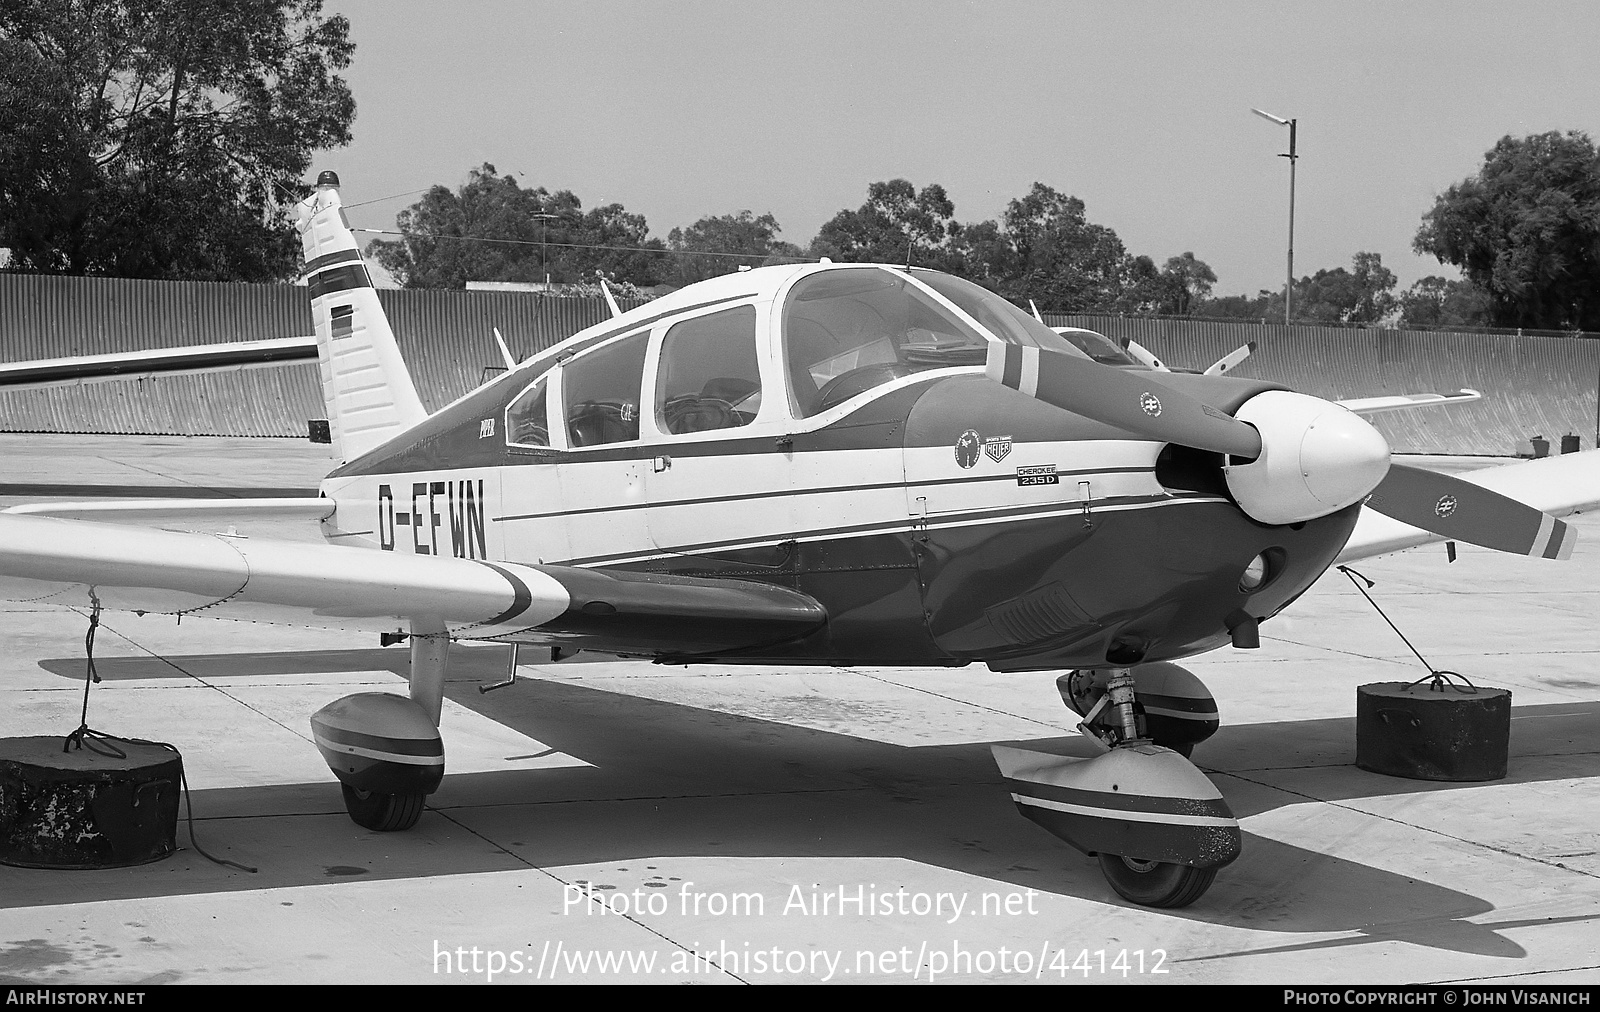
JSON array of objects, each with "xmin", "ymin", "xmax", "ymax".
[{"xmin": 0, "ymin": 437, "xmax": 1596, "ymax": 984}]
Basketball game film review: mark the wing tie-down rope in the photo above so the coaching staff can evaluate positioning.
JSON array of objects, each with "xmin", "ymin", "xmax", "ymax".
[
  {"xmin": 61, "ymin": 597, "xmax": 257, "ymax": 873},
  {"xmin": 1336, "ymin": 566, "xmax": 1478, "ymax": 694}
]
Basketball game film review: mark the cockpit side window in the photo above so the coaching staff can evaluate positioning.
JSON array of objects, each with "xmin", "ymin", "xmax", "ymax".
[
  {"xmin": 655, "ymin": 305, "xmax": 761, "ymax": 435},
  {"xmin": 782, "ymin": 268, "xmax": 989, "ymax": 419},
  {"xmin": 505, "ymin": 375, "xmax": 551, "ymax": 448},
  {"xmin": 563, "ymin": 330, "xmax": 648, "ymax": 447}
]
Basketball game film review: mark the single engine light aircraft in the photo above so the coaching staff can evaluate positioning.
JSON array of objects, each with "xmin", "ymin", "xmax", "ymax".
[{"xmin": 3, "ymin": 173, "xmax": 1599, "ymax": 908}]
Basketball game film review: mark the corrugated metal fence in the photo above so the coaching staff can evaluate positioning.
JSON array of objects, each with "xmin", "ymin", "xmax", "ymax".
[
  {"xmin": 0, "ymin": 273, "xmax": 645, "ymax": 436},
  {"xmin": 1, "ymin": 273, "xmax": 1594, "ymax": 454},
  {"xmin": 1047, "ymin": 314, "xmax": 1600, "ymax": 455}
]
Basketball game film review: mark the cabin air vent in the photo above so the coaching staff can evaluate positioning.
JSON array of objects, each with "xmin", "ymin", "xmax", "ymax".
[{"xmin": 985, "ymin": 582, "xmax": 1095, "ymax": 646}]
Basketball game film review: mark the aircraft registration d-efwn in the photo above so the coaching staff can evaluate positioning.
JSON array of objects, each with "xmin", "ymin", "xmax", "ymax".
[{"xmin": 3, "ymin": 173, "xmax": 1599, "ymax": 908}]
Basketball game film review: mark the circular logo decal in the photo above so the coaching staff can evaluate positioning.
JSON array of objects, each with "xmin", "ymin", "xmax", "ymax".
[
  {"xmin": 955, "ymin": 429, "xmax": 982, "ymax": 469},
  {"xmin": 1140, "ymin": 392, "xmax": 1162, "ymax": 417},
  {"xmin": 1434, "ymin": 494, "xmax": 1458, "ymax": 518}
]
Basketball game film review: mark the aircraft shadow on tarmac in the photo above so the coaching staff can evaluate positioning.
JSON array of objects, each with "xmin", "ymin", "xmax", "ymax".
[{"xmin": 18, "ymin": 647, "xmax": 1600, "ymax": 959}]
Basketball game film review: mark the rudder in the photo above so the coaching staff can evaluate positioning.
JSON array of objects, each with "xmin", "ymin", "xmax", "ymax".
[{"xmin": 296, "ymin": 173, "xmax": 427, "ymax": 462}]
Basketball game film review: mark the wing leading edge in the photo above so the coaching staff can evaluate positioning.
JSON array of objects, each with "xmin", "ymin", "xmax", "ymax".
[
  {"xmin": 0, "ymin": 513, "xmax": 825, "ymax": 658},
  {"xmin": 1335, "ymin": 389, "xmax": 1482, "ymax": 415}
]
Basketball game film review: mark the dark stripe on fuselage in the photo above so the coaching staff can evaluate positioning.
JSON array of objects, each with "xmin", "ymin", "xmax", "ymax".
[
  {"xmin": 496, "ymin": 465, "xmax": 1152, "ymax": 524},
  {"xmin": 492, "ymin": 496, "xmax": 1356, "ymax": 668},
  {"xmin": 301, "ymin": 248, "xmax": 365, "ymax": 276},
  {"xmin": 553, "ymin": 492, "xmax": 1211, "ymax": 568},
  {"xmin": 309, "ymin": 263, "xmax": 373, "ymax": 300},
  {"xmin": 476, "ymin": 561, "xmax": 536, "ymax": 627}
]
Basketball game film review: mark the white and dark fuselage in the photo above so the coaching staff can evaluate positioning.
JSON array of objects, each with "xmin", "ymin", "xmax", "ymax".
[{"xmin": 313, "ymin": 264, "xmax": 1357, "ymax": 669}]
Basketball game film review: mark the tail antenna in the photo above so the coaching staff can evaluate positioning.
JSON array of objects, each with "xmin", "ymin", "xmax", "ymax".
[
  {"xmin": 493, "ymin": 327, "xmax": 517, "ymax": 371},
  {"xmin": 598, "ymin": 277, "xmax": 623, "ymax": 319}
]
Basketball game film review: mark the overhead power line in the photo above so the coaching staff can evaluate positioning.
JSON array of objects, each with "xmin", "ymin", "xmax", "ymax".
[
  {"xmin": 343, "ymin": 188, "xmax": 433, "ymax": 209},
  {"xmin": 351, "ymin": 228, "xmax": 808, "ymax": 262}
]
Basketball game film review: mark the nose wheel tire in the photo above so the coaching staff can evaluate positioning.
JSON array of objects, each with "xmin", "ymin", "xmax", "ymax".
[
  {"xmin": 341, "ymin": 784, "xmax": 426, "ymax": 832},
  {"xmin": 1096, "ymin": 854, "xmax": 1217, "ymax": 908}
]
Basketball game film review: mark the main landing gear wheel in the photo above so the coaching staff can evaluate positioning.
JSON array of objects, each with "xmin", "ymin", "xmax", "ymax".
[
  {"xmin": 341, "ymin": 783, "xmax": 426, "ymax": 832},
  {"xmin": 1096, "ymin": 854, "xmax": 1217, "ymax": 908}
]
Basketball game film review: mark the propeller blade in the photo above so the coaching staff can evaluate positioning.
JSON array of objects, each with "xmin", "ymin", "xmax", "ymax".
[
  {"xmin": 1364, "ymin": 463, "xmax": 1576, "ymax": 560},
  {"xmin": 986, "ymin": 342, "xmax": 1263, "ymax": 459},
  {"xmin": 1204, "ymin": 342, "xmax": 1256, "ymax": 376},
  {"xmin": 1122, "ymin": 339, "xmax": 1168, "ymax": 372}
]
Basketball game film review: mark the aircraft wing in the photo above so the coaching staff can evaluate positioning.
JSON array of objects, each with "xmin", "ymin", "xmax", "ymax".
[
  {"xmin": 1337, "ymin": 450, "xmax": 1600, "ymax": 563},
  {"xmin": 0, "ymin": 513, "xmax": 825, "ymax": 658},
  {"xmin": 1335, "ymin": 389, "xmax": 1482, "ymax": 415}
]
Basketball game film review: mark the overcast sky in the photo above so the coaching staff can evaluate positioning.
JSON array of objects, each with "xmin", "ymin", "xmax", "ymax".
[{"xmin": 318, "ymin": 0, "xmax": 1599, "ymax": 297}]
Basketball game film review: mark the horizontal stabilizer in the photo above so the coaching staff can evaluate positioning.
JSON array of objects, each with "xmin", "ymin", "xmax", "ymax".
[
  {"xmin": 0, "ymin": 337, "xmax": 317, "ymax": 392},
  {"xmin": 2, "ymin": 497, "xmax": 333, "ymax": 536}
]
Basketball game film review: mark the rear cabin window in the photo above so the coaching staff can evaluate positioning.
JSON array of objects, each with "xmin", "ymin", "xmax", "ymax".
[
  {"xmin": 505, "ymin": 375, "xmax": 551, "ymax": 447},
  {"xmin": 655, "ymin": 305, "xmax": 761, "ymax": 435},
  {"xmin": 563, "ymin": 331, "xmax": 648, "ymax": 447}
]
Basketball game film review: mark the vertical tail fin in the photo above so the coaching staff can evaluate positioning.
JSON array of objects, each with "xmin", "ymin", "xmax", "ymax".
[{"xmin": 295, "ymin": 172, "xmax": 427, "ymax": 462}]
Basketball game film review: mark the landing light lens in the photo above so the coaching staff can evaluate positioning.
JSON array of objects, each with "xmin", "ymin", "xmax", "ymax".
[{"xmin": 1240, "ymin": 554, "xmax": 1269, "ymax": 591}]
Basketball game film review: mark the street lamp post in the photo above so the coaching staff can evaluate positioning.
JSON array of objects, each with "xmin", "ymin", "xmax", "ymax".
[
  {"xmin": 530, "ymin": 212, "xmax": 563, "ymax": 287},
  {"xmin": 1252, "ymin": 108, "xmax": 1297, "ymax": 325}
]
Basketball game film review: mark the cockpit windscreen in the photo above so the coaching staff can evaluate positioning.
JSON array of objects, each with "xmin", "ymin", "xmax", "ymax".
[
  {"xmin": 783, "ymin": 268, "xmax": 991, "ymax": 417},
  {"xmin": 910, "ymin": 271, "xmax": 1135, "ymax": 366}
]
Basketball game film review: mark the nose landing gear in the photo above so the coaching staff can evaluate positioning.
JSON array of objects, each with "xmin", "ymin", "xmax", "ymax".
[
  {"xmin": 1058, "ymin": 662, "xmax": 1220, "ymax": 757},
  {"xmin": 992, "ymin": 663, "xmax": 1237, "ymax": 908}
]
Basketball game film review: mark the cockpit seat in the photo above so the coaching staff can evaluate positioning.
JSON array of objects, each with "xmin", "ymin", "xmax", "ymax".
[
  {"xmin": 700, "ymin": 376, "xmax": 759, "ymax": 404},
  {"xmin": 815, "ymin": 362, "xmax": 913, "ymax": 411},
  {"xmin": 568, "ymin": 400, "xmax": 638, "ymax": 447}
]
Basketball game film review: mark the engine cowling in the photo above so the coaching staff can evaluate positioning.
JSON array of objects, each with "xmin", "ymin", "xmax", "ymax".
[{"xmin": 1222, "ymin": 390, "xmax": 1390, "ymax": 525}]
